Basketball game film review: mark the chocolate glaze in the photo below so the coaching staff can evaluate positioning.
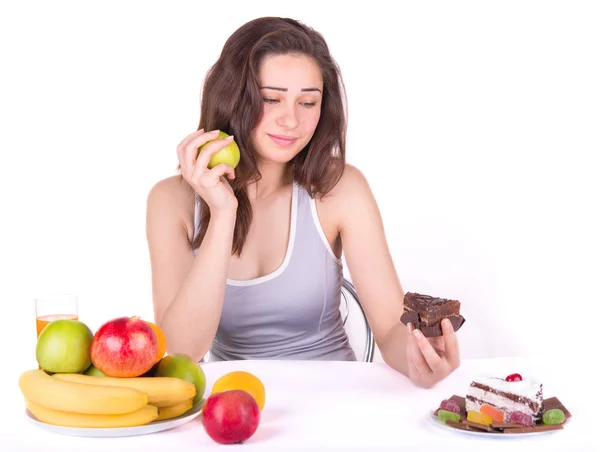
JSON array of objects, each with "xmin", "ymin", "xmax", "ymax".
[
  {"xmin": 400, "ymin": 292, "xmax": 465, "ymax": 337},
  {"xmin": 400, "ymin": 312, "xmax": 465, "ymax": 337}
]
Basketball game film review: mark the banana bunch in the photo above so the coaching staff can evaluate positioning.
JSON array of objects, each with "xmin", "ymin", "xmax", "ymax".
[{"xmin": 19, "ymin": 369, "xmax": 196, "ymax": 428}]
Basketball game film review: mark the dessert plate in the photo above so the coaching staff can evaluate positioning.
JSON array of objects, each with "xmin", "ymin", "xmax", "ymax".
[
  {"xmin": 428, "ymin": 412, "xmax": 569, "ymax": 438},
  {"xmin": 25, "ymin": 399, "xmax": 204, "ymax": 438},
  {"xmin": 429, "ymin": 394, "xmax": 570, "ymax": 439}
]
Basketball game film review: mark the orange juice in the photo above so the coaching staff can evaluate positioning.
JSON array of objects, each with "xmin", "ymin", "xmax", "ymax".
[{"xmin": 36, "ymin": 314, "xmax": 78, "ymax": 337}]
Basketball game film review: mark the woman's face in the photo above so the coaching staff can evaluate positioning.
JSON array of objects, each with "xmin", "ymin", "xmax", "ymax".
[{"xmin": 251, "ymin": 53, "xmax": 323, "ymax": 165}]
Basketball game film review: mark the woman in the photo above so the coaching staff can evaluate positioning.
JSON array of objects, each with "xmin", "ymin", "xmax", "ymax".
[{"xmin": 146, "ymin": 16, "xmax": 459, "ymax": 388}]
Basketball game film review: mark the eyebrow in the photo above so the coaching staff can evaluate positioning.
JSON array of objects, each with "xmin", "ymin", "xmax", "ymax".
[{"xmin": 260, "ymin": 86, "xmax": 322, "ymax": 93}]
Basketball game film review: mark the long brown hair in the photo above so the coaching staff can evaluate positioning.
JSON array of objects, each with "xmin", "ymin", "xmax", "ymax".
[{"xmin": 192, "ymin": 17, "xmax": 347, "ymax": 256}]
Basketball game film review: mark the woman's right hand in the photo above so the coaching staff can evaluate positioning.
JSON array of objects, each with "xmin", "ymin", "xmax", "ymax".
[{"xmin": 177, "ymin": 128, "xmax": 238, "ymax": 214}]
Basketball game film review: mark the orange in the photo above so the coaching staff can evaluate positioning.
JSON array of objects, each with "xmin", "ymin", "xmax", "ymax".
[
  {"xmin": 145, "ymin": 321, "xmax": 167, "ymax": 364},
  {"xmin": 211, "ymin": 371, "xmax": 266, "ymax": 411}
]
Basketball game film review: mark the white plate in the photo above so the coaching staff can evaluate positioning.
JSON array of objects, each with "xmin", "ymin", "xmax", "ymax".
[
  {"xmin": 428, "ymin": 412, "xmax": 567, "ymax": 438},
  {"xmin": 25, "ymin": 400, "xmax": 205, "ymax": 438}
]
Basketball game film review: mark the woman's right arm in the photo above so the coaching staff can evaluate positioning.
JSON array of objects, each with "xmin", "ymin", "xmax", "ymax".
[{"xmin": 145, "ymin": 129, "xmax": 238, "ymax": 361}]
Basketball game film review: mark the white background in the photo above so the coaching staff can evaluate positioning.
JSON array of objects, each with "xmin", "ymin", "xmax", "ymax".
[{"xmin": 1, "ymin": 0, "xmax": 598, "ymax": 375}]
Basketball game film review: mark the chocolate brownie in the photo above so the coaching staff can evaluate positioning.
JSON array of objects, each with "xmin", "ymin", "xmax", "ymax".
[{"xmin": 400, "ymin": 292, "xmax": 465, "ymax": 337}]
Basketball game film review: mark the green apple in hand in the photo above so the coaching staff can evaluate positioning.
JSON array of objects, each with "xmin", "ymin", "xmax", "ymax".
[{"xmin": 198, "ymin": 131, "xmax": 240, "ymax": 169}]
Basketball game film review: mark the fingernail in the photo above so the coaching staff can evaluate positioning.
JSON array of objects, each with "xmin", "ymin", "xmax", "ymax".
[
  {"xmin": 443, "ymin": 318, "xmax": 451, "ymax": 328},
  {"xmin": 413, "ymin": 329, "xmax": 423, "ymax": 340},
  {"xmin": 226, "ymin": 135, "xmax": 234, "ymax": 141},
  {"xmin": 198, "ymin": 128, "xmax": 205, "ymax": 133},
  {"xmin": 407, "ymin": 323, "xmax": 413, "ymax": 333},
  {"xmin": 209, "ymin": 129, "xmax": 220, "ymax": 134}
]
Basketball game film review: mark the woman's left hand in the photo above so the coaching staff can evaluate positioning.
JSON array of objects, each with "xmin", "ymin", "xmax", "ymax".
[{"xmin": 406, "ymin": 318, "xmax": 460, "ymax": 388}]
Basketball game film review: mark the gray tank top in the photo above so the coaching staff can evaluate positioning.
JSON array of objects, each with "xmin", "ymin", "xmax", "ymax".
[{"xmin": 193, "ymin": 181, "xmax": 357, "ymax": 361}]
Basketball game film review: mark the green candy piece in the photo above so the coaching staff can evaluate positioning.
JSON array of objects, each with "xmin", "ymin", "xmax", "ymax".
[
  {"xmin": 543, "ymin": 409, "xmax": 565, "ymax": 425},
  {"xmin": 438, "ymin": 409, "xmax": 461, "ymax": 423}
]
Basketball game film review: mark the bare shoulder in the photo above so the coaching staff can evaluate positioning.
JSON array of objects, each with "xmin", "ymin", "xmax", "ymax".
[
  {"xmin": 148, "ymin": 174, "xmax": 194, "ymax": 201},
  {"xmin": 333, "ymin": 164, "xmax": 372, "ymax": 197},
  {"xmin": 320, "ymin": 163, "xmax": 374, "ymax": 203},
  {"xmin": 146, "ymin": 175, "xmax": 196, "ymax": 243},
  {"xmin": 147, "ymin": 174, "xmax": 195, "ymax": 212},
  {"xmin": 315, "ymin": 163, "xmax": 377, "ymax": 232}
]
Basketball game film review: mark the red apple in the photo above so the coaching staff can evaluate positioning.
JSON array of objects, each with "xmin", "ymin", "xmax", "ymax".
[
  {"xmin": 202, "ymin": 390, "xmax": 260, "ymax": 444},
  {"xmin": 90, "ymin": 316, "xmax": 157, "ymax": 377}
]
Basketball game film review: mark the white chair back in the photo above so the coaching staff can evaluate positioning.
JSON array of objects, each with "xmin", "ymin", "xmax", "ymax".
[{"xmin": 340, "ymin": 279, "xmax": 375, "ymax": 362}]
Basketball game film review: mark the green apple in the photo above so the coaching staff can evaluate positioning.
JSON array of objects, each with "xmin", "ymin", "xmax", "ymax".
[
  {"xmin": 83, "ymin": 364, "xmax": 106, "ymax": 376},
  {"xmin": 155, "ymin": 353, "xmax": 206, "ymax": 405},
  {"xmin": 198, "ymin": 131, "xmax": 240, "ymax": 169},
  {"xmin": 36, "ymin": 319, "xmax": 93, "ymax": 373}
]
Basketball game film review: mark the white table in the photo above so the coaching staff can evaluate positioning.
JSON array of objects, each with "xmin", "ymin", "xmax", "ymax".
[{"xmin": 3, "ymin": 356, "xmax": 594, "ymax": 451}]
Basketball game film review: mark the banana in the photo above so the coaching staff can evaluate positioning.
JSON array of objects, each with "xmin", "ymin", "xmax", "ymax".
[
  {"xmin": 155, "ymin": 398, "xmax": 194, "ymax": 421},
  {"xmin": 26, "ymin": 399, "xmax": 158, "ymax": 428},
  {"xmin": 53, "ymin": 373, "xmax": 196, "ymax": 408},
  {"xmin": 19, "ymin": 369, "xmax": 148, "ymax": 415}
]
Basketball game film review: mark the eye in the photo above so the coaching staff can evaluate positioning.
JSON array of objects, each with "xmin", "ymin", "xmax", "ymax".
[
  {"xmin": 301, "ymin": 102, "xmax": 317, "ymax": 108},
  {"xmin": 262, "ymin": 97, "xmax": 279, "ymax": 104}
]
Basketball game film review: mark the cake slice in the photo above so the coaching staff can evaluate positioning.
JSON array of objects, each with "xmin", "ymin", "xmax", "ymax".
[
  {"xmin": 465, "ymin": 376, "xmax": 544, "ymax": 424},
  {"xmin": 400, "ymin": 292, "xmax": 465, "ymax": 337}
]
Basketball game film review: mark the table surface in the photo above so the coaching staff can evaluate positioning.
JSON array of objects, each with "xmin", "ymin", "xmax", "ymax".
[{"xmin": 3, "ymin": 355, "xmax": 595, "ymax": 451}]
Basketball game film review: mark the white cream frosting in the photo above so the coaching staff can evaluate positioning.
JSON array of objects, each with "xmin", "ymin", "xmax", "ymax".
[
  {"xmin": 470, "ymin": 376, "xmax": 542, "ymax": 400},
  {"xmin": 466, "ymin": 387, "xmax": 538, "ymax": 416}
]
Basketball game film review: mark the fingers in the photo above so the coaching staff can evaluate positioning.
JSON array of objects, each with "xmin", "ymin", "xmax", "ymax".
[
  {"xmin": 196, "ymin": 134, "xmax": 235, "ymax": 170},
  {"xmin": 177, "ymin": 129, "xmax": 222, "ymax": 176},
  {"xmin": 187, "ymin": 129, "xmax": 224, "ymax": 168},
  {"xmin": 405, "ymin": 324, "xmax": 421, "ymax": 379},
  {"xmin": 176, "ymin": 128, "xmax": 205, "ymax": 156},
  {"xmin": 207, "ymin": 163, "xmax": 236, "ymax": 183},
  {"xmin": 442, "ymin": 318, "xmax": 460, "ymax": 369},
  {"xmin": 224, "ymin": 164, "xmax": 236, "ymax": 180},
  {"xmin": 412, "ymin": 328, "xmax": 444, "ymax": 373},
  {"xmin": 190, "ymin": 163, "xmax": 235, "ymax": 190},
  {"xmin": 177, "ymin": 128, "xmax": 204, "ymax": 169},
  {"xmin": 407, "ymin": 324, "xmax": 433, "ymax": 378},
  {"xmin": 407, "ymin": 319, "xmax": 461, "ymax": 388}
]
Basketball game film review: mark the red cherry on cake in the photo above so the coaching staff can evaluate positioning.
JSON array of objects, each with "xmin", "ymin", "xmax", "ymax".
[{"xmin": 505, "ymin": 373, "xmax": 523, "ymax": 382}]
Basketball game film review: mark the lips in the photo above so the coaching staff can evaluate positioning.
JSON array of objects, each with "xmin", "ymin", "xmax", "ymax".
[{"xmin": 267, "ymin": 134, "xmax": 298, "ymax": 147}]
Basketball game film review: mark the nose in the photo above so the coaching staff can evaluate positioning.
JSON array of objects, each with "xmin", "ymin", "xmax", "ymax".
[{"xmin": 275, "ymin": 103, "xmax": 299, "ymax": 130}]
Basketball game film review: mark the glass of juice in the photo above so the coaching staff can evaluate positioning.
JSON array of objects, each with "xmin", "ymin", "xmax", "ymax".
[{"xmin": 35, "ymin": 293, "xmax": 78, "ymax": 337}]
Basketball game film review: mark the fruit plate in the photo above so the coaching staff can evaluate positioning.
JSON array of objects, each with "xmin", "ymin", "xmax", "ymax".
[
  {"xmin": 25, "ymin": 399, "xmax": 205, "ymax": 438},
  {"xmin": 429, "ymin": 395, "xmax": 571, "ymax": 438}
]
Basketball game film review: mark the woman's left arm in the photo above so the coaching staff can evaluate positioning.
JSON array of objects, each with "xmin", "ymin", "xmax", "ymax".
[{"xmin": 334, "ymin": 165, "xmax": 460, "ymax": 388}]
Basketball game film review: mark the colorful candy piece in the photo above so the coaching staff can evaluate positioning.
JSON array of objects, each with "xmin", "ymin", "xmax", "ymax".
[
  {"xmin": 467, "ymin": 410, "xmax": 493, "ymax": 425},
  {"xmin": 543, "ymin": 409, "xmax": 565, "ymax": 425},
  {"xmin": 438, "ymin": 409, "xmax": 461, "ymax": 423},
  {"xmin": 510, "ymin": 411, "xmax": 534, "ymax": 427},
  {"xmin": 480, "ymin": 404, "xmax": 504, "ymax": 423},
  {"xmin": 505, "ymin": 373, "xmax": 523, "ymax": 382},
  {"xmin": 439, "ymin": 399, "xmax": 460, "ymax": 414}
]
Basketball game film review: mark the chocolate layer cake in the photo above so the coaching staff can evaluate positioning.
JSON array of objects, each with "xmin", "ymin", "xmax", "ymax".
[
  {"xmin": 465, "ymin": 376, "xmax": 544, "ymax": 423},
  {"xmin": 400, "ymin": 292, "xmax": 465, "ymax": 337}
]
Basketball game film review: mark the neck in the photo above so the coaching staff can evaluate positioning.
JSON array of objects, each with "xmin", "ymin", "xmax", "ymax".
[{"xmin": 247, "ymin": 160, "xmax": 293, "ymax": 200}]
